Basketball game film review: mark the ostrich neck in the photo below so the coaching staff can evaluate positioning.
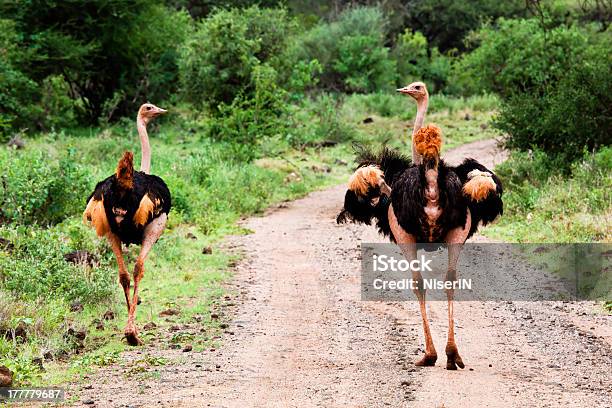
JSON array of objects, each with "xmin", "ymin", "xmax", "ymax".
[
  {"xmin": 411, "ymin": 95, "xmax": 429, "ymax": 165},
  {"xmin": 137, "ymin": 117, "xmax": 151, "ymax": 174}
]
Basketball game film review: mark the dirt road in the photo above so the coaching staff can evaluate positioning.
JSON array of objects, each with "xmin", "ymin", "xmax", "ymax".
[{"xmin": 73, "ymin": 139, "xmax": 611, "ymax": 407}]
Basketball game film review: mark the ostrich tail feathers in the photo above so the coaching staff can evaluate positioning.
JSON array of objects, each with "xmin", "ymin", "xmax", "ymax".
[
  {"xmin": 414, "ymin": 124, "xmax": 442, "ymax": 163},
  {"xmin": 463, "ymin": 170, "xmax": 497, "ymax": 202},
  {"xmin": 116, "ymin": 151, "xmax": 134, "ymax": 190}
]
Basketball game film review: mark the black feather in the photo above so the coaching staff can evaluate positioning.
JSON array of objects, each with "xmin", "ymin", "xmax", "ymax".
[
  {"xmin": 87, "ymin": 171, "xmax": 171, "ymax": 245},
  {"xmin": 454, "ymin": 158, "xmax": 504, "ymax": 236},
  {"xmin": 391, "ymin": 160, "xmax": 468, "ymax": 242},
  {"xmin": 337, "ymin": 147, "xmax": 503, "ymax": 243}
]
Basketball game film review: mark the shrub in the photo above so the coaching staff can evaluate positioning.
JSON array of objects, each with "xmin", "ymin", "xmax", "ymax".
[
  {"xmin": 39, "ymin": 75, "xmax": 80, "ymax": 130},
  {"xmin": 1, "ymin": 2, "xmax": 191, "ymax": 124},
  {"xmin": 0, "ymin": 225, "xmax": 114, "ymax": 302},
  {"xmin": 398, "ymin": 0, "xmax": 526, "ymax": 52},
  {"xmin": 296, "ymin": 6, "xmax": 396, "ymax": 93},
  {"xmin": 456, "ymin": 19, "xmax": 611, "ymax": 162},
  {"xmin": 205, "ymin": 64, "xmax": 288, "ymax": 152},
  {"xmin": 285, "ymin": 94, "xmax": 356, "ymax": 147},
  {"xmin": 454, "ymin": 19, "xmax": 588, "ymax": 97},
  {"xmin": 392, "ymin": 29, "xmax": 453, "ymax": 93},
  {"xmin": 494, "ymin": 43, "xmax": 611, "ymax": 162},
  {"xmin": 492, "ymin": 147, "xmax": 611, "ymax": 242},
  {"xmin": 0, "ymin": 148, "xmax": 91, "ymax": 225},
  {"xmin": 179, "ymin": 6, "xmax": 294, "ymax": 110},
  {"xmin": 0, "ymin": 19, "xmax": 39, "ymax": 139}
]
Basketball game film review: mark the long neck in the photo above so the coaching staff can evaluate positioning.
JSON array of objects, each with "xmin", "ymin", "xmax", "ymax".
[
  {"xmin": 411, "ymin": 94, "xmax": 429, "ymax": 165},
  {"xmin": 137, "ymin": 116, "xmax": 151, "ymax": 174}
]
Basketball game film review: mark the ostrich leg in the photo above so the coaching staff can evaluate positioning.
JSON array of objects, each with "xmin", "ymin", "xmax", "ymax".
[
  {"xmin": 125, "ymin": 214, "xmax": 167, "ymax": 346},
  {"xmin": 443, "ymin": 210, "xmax": 472, "ymax": 370},
  {"xmin": 389, "ymin": 206, "xmax": 437, "ymax": 366},
  {"xmin": 107, "ymin": 233, "xmax": 131, "ymax": 312}
]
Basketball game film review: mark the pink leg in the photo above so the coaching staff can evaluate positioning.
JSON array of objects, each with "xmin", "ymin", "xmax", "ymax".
[
  {"xmin": 443, "ymin": 209, "xmax": 471, "ymax": 370},
  {"xmin": 125, "ymin": 214, "xmax": 167, "ymax": 346},
  {"xmin": 107, "ymin": 233, "xmax": 131, "ymax": 313},
  {"xmin": 389, "ymin": 206, "xmax": 437, "ymax": 366}
]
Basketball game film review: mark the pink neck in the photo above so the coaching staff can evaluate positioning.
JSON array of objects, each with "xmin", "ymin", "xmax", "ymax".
[
  {"xmin": 137, "ymin": 116, "xmax": 151, "ymax": 174},
  {"xmin": 411, "ymin": 94, "xmax": 429, "ymax": 165}
]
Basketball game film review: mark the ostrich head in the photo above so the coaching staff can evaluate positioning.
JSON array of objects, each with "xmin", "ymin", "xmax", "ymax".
[
  {"xmin": 397, "ymin": 81, "xmax": 428, "ymax": 102},
  {"xmin": 137, "ymin": 103, "xmax": 167, "ymax": 125}
]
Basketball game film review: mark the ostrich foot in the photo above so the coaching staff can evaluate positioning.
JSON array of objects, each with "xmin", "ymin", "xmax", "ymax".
[
  {"xmin": 445, "ymin": 343, "xmax": 464, "ymax": 370},
  {"xmin": 415, "ymin": 353, "xmax": 437, "ymax": 367},
  {"xmin": 124, "ymin": 326, "xmax": 143, "ymax": 346}
]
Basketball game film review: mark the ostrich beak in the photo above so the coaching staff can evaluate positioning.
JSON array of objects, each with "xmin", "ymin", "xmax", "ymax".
[
  {"xmin": 397, "ymin": 87, "xmax": 410, "ymax": 94},
  {"xmin": 156, "ymin": 107, "xmax": 167, "ymax": 115},
  {"xmin": 380, "ymin": 182, "xmax": 392, "ymax": 197}
]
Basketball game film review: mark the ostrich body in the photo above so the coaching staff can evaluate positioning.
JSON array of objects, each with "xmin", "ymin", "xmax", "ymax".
[
  {"xmin": 337, "ymin": 83, "xmax": 503, "ymax": 369},
  {"xmin": 83, "ymin": 103, "xmax": 171, "ymax": 346}
]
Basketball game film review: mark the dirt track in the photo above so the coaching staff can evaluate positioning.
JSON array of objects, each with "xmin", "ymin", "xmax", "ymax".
[{"xmin": 72, "ymin": 139, "xmax": 612, "ymax": 408}]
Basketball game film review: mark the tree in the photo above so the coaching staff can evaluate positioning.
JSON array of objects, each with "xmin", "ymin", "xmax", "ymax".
[{"xmin": 0, "ymin": 0, "xmax": 191, "ymax": 124}]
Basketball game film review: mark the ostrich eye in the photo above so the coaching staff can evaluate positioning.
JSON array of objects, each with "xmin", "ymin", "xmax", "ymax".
[
  {"xmin": 415, "ymin": 85, "xmax": 421, "ymax": 90},
  {"xmin": 146, "ymin": 106, "xmax": 152, "ymax": 111}
]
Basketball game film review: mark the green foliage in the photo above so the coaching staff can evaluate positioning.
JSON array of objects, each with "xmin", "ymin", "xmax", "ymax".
[
  {"xmin": 296, "ymin": 6, "xmax": 395, "ymax": 93},
  {"xmin": 392, "ymin": 29, "xmax": 453, "ymax": 93},
  {"xmin": 495, "ymin": 37, "xmax": 611, "ymax": 162},
  {"xmin": 0, "ymin": 148, "xmax": 91, "ymax": 225},
  {"xmin": 1, "ymin": 1, "xmax": 191, "ymax": 124},
  {"xmin": 0, "ymin": 225, "xmax": 114, "ymax": 302},
  {"xmin": 0, "ymin": 19, "xmax": 39, "ymax": 139},
  {"xmin": 206, "ymin": 64, "xmax": 289, "ymax": 151},
  {"xmin": 489, "ymin": 147, "xmax": 612, "ymax": 242},
  {"xmin": 179, "ymin": 6, "xmax": 294, "ymax": 110},
  {"xmin": 39, "ymin": 75, "xmax": 80, "ymax": 129},
  {"xmin": 333, "ymin": 34, "xmax": 395, "ymax": 93},
  {"xmin": 454, "ymin": 19, "xmax": 588, "ymax": 96},
  {"xmin": 457, "ymin": 19, "xmax": 611, "ymax": 162},
  {"xmin": 288, "ymin": 94, "xmax": 356, "ymax": 147},
  {"xmin": 397, "ymin": 0, "xmax": 526, "ymax": 52}
]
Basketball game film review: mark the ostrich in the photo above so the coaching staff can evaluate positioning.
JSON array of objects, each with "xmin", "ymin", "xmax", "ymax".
[
  {"xmin": 337, "ymin": 83, "xmax": 503, "ymax": 370},
  {"xmin": 83, "ymin": 103, "xmax": 171, "ymax": 346}
]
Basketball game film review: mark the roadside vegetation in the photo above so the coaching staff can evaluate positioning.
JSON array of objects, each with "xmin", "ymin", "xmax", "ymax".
[{"xmin": 0, "ymin": 0, "xmax": 610, "ymax": 385}]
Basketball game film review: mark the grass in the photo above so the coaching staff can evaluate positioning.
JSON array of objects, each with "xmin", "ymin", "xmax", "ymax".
[
  {"xmin": 0, "ymin": 93, "xmax": 502, "ymax": 386},
  {"xmin": 484, "ymin": 147, "xmax": 611, "ymax": 243},
  {"xmin": 482, "ymin": 147, "xmax": 611, "ymax": 312}
]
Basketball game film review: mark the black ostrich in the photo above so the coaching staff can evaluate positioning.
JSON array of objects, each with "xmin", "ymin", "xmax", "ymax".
[
  {"xmin": 337, "ymin": 85, "xmax": 503, "ymax": 370},
  {"xmin": 83, "ymin": 103, "xmax": 171, "ymax": 346}
]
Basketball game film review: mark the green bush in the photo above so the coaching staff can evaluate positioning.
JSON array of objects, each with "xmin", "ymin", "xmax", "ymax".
[
  {"xmin": 0, "ymin": 225, "xmax": 114, "ymax": 302},
  {"xmin": 492, "ymin": 147, "xmax": 611, "ymax": 241},
  {"xmin": 284, "ymin": 94, "xmax": 356, "ymax": 147},
  {"xmin": 1, "ymin": 2, "xmax": 191, "ymax": 124},
  {"xmin": 392, "ymin": 29, "xmax": 453, "ymax": 93},
  {"xmin": 397, "ymin": 0, "xmax": 526, "ymax": 52},
  {"xmin": 296, "ymin": 6, "xmax": 396, "ymax": 93},
  {"xmin": 495, "ymin": 42, "xmax": 611, "ymax": 162},
  {"xmin": 179, "ymin": 6, "xmax": 294, "ymax": 110},
  {"xmin": 456, "ymin": 19, "xmax": 611, "ymax": 162},
  {"xmin": 0, "ymin": 19, "xmax": 39, "ymax": 139},
  {"xmin": 0, "ymin": 148, "xmax": 91, "ymax": 225},
  {"xmin": 205, "ymin": 64, "xmax": 288, "ymax": 151},
  {"xmin": 454, "ymin": 19, "xmax": 588, "ymax": 96}
]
